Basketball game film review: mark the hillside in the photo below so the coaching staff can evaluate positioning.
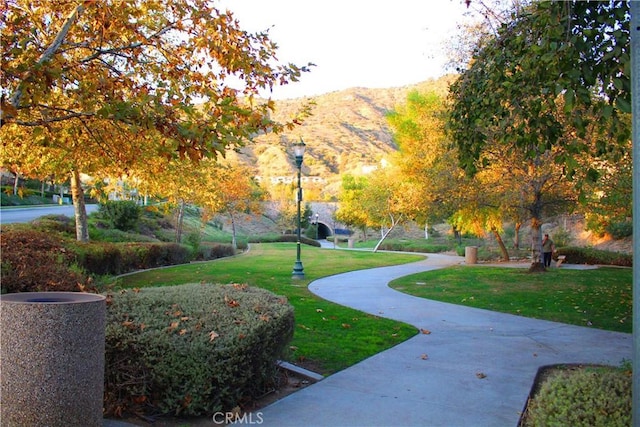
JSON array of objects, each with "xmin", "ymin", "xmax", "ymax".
[{"xmin": 225, "ymin": 76, "xmax": 454, "ymax": 196}]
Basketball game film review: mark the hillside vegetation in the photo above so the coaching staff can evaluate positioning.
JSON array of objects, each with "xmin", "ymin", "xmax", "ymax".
[{"xmin": 226, "ymin": 77, "xmax": 454, "ymax": 194}]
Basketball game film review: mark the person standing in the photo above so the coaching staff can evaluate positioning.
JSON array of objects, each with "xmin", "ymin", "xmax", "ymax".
[{"xmin": 542, "ymin": 233, "xmax": 555, "ymax": 267}]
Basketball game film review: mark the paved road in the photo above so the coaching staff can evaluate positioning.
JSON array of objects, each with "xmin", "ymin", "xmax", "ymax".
[{"xmin": 0, "ymin": 204, "xmax": 99, "ymax": 224}]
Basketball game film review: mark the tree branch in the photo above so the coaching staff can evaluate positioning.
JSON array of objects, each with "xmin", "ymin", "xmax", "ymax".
[{"xmin": 8, "ymin": 3, "xmax": 85, "ymax": 111}]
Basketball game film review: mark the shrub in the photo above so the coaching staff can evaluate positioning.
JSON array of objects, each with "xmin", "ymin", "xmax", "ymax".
[
  {"xmin": 193, "ymin": 242, "xmax": 237, "ymax": 261},
  {"xmin": 273, "ymin": 234, "xmax": 321, "ymax": 247},
  {"xmin": 551, "ymin": 228, "xmax": 572, "ymax": 247},
  {"xmin": 104, "ymin": 283, "xmax": 295, "ymax": 417},
  {"xmin": 523, "ymin": 364, "xmax": 631, "ymax": 426},
  {"xmin": 99, "ymin": 201, "xmax": 141, "ymax": 231},
  {"xmin": 378, "ymin": 239, "xmax": 450, "ymax": 253},
  {"xmin": 73, "ymin": 242, "xmax": 128, "ymax": 275},
  {"xmin": 74, "ymin": 242, "xmax": 193, "ymax": 275},
  {"xmin": 133, "ymin": 242, "xmax": 192, "ymax": 268},
  {"xmin": 31, "ymin": 214, "xmax": 76, "ymax": 236},
  {"xmin": 557, "ymin": 247, "xmax": 632, "ymax": 267},
  {"xmin": 0, "ymin": 229, "xmax": 90, "ymax": 293},
  {"xmin": 606, "ymin": 221, "xmax": 633, "ymax": 239},
  {"xmin": 184, "ymin": 231, "xmax": 202, "ymax": 252}
]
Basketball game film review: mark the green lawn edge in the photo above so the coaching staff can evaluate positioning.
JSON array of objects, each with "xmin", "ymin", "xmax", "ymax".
[{"xmin": 389, "ymin": 265, "xmax": 632, "ymax": 334}]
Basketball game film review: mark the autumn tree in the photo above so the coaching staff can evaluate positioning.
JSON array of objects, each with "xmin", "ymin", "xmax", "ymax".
[
  {"xmin": 448, "ymin": 0, "xmax": 631, "ymax": 268},
  {"xmin": 198, "ymin": 164, "xmax": 266, "ymax": 251},
  {"xmin": 386, "ymin": 90, "xmax": 469, "ymax": 240},
  {"xmin": 336, "ymin": 167, "xmax": 415, "ymax": 252},
  {"xmin": 335, "ymin": 174, "xmax": 369, "ymax": 240},
  {"xmin": 1, "ymin": 0, "xmax": 311, "ymax": 241}
]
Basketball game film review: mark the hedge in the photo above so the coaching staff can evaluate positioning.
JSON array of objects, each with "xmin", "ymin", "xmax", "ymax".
[
  {"xmin": 556, "ymin": 247, "xmax": 632, "ymax": 267},
  {"xmin": 0, "ymin": 229, "xmax": 89, "ymax": 293},
  {"xmin": 68, "ymin": 241, "xmax": 192, "ymax": 276},
  {"xmin": 1, "ymin": 229, "xmax": 197, "ymax": 293},
  {"xmin": 104, "ymin": 283, "xmax": 295, "ymax": 417},
  {"xmin": 249, "ymin": 234, "xmax": 321, "ymax": 247}
]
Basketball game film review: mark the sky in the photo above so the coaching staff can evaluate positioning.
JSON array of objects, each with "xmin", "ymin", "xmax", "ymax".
[{"xmin": 217, "ymin": 1, "xmax": 473, "ymax": 99}]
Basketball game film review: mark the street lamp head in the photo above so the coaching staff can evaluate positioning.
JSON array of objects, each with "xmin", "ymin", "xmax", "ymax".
[{"xmin": 293, "ymin": 138, "xmax": 306, "ymax": 168}]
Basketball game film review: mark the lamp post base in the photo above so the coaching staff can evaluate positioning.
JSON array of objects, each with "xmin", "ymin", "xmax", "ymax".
[{"xmin": 292, "ymin": 261, "xmax": 305, "ymax": 279}]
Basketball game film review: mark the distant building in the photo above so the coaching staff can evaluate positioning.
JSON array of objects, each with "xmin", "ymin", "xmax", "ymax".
[{"xmin": 254, "ymin": 176, "xmax": 327, "ymax": 185}]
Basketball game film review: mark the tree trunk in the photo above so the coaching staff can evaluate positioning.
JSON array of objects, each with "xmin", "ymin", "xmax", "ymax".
[
  {"xmin": 373, "ymin": 223, "xmax": 396, "ymax": 252},
  {"xmin": 452, "ymin": 225, "xmax": 462, "ymax": 245},
  {"xmin": 70, "ymin": 169, "xmax": 89, "ymax": 242},
  {"xmin": 491, "ymin": 227, "xmax": 510, "ymax": 261},
  {"xmin": 373, "ymin": 215, "xmax": 404, "ymax": 252},
  {"xmin": 229, "ymin": 211, "xmax": 238, "ymax": 251},
  {"xmin": 40, "ymin": 180, "xmax": 45, "ymax": 198},
  {"xmin": 12, "ymin": 172, "xmax": 19, "ymax": 196},
  {"xmin": 424, "ymin": 222, "xmax": 429, "ymax": 239},
  {"xmin": 175, "ymin": 200, "xmax": 185, "ymax": 243},
  {"xmin": 513, "ymin": 222, "xmax": 521, "ymax": 250},
  {"xmin": 528, "ymin": 217, "xmax": 545, "ymax": 272}
]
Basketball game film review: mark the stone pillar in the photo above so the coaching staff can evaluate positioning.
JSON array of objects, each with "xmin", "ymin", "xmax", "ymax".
[{"xmin": 0, "ymin": 292, "xmax": 106, "ymax": 427}]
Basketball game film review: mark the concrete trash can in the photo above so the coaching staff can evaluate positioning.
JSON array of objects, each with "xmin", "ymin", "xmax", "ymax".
[
  {"xmin": 0, "ymin": 292, "xmax": 106, "ymax": 427},
  {"xmin": 465, "ymin": 246, "xmax": 478, "ymax": 264}
]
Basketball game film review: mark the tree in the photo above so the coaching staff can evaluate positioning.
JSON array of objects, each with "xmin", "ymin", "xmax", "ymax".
[
  {"xmin": 449, "ymin": 1, "xmax": 631, "ymax": 175},
  {"xmin": 447, "ymin": 0, "xmax": 631, "ymax": 268},
  {"xmin": 583, "ymin": 148, "xmax": 633, "ymax": 237},
  {"xmin": 1, "ymin": 0, "xmax": 311, "ymax": 240},
  {"xmin": 335, "ymin": 174, "xmax": 369, "ymax": 239},
  {"xmin": 336, "ymin": 168, "xmax": 413, "ymax": 252},
  {"xmin": 387, "ymin": 90, "xmax": 469, "ymax": 233},
  {"xmin": 199, "ymin": 164, "xmax": 265, "ymax": 250}
]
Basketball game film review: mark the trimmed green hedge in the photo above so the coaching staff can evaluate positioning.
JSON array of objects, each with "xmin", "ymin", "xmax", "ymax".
[
  {"xmin": 104, "ymin": 283, "xmax": 295, "ymax": 416},
  {"xmin": 557, "ymin": 247, "xmax": 632, "ymax": 267}
]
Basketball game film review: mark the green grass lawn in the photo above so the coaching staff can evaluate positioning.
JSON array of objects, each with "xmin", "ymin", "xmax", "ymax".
[
  {"xmin": 389, "ymin": 266, "xmax": 632, "ymax": 333},
  {"xmin": 112, "ymin": 243, "xmax": 424, "ymax": 375}
]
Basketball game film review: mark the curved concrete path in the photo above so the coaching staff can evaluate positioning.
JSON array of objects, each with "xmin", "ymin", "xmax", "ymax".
[{"xmin": 254, "ymin": 253, "xmax": 632, "ymax": 427}]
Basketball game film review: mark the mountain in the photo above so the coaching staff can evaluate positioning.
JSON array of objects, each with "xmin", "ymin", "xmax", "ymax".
[{"xmin": 226, "ymin": 76, "xmax": 454, "ymax": 196}]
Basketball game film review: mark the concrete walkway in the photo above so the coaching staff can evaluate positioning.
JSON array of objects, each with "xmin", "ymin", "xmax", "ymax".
[{"xmin": 253, "ymin": 253, "xmax": 632, "ymax": 427}]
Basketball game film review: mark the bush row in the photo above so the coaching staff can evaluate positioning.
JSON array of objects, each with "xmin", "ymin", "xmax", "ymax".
[
  {"xmin": 73, "ymin": 241, "xmax": 192, "ymax": 275},
  {"xmin": 191, "ymin": 242, "xmax": 238, "ymax": 261},
  {"xmin": 557, "ymin": 247, "xmax": 632, "ymax": 267},
  {"xmin": 379, "ymin": 240, "xmax": 450, "ymax": 253},
  {"xmin": 104, "ymin": 283, "xmax": 295, "ymax": 416},
  {"xmin": 249, "ymin": 233, "xmax": 322, "ymax": 247},
  {"xmin": 0, "ymin": 229, "xmax": 88, "ymax": 293},
  {"xmin": 0, "ymin": 229, "xmax": 234, "ymax": 293}
]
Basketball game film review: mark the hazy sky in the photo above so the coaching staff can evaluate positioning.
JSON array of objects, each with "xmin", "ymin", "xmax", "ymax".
[{"xmin": 218, "ymin": 1, "xmax": 472, "ymax": 99}]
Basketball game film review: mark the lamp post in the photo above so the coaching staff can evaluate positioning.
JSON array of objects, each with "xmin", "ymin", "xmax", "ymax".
[
  {"xmin": 314, "ymin": 213, "xmax": 319, "ymax": 239},
  {"xmin": 292, "ymin": 139, "xmax": 306, "ymax": 279}
]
